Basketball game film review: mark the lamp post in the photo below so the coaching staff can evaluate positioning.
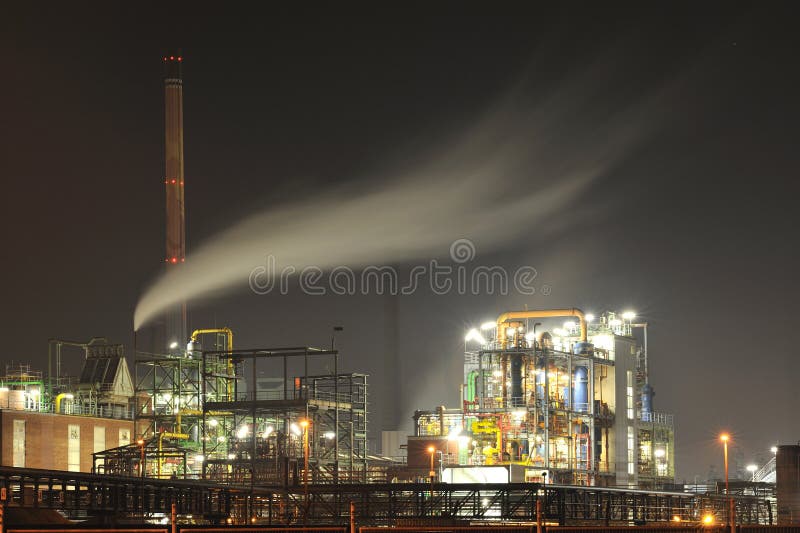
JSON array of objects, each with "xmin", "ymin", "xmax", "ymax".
[
  {"xmin": 427, "ymin": 445, "xmax": 435, "ymax": 513},
  {"xmin": 300, "ymin": 419, "xmax": 310, "ymax": 516},
  {"xmin": 720, "ymin": 433, "xmax": 734, "ymax": 533},
  {"xmin": 137, "ymin": 438, "xmax": 146, "ymax": 519}
]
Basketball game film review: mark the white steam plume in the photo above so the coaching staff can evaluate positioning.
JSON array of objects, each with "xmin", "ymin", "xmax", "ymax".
[{"xmin": 134, "ymin": 71, "xmax": 657, "ymax": 331}]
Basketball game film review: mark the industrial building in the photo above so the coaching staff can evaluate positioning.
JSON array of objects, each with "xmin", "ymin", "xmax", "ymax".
[
  {"xmin": 407, "ymin": 308, "xmax": 675, "ymax": 489},
  {"xmin": 0, "ymin": 339, "xmax": 135, "ymax": 472}
]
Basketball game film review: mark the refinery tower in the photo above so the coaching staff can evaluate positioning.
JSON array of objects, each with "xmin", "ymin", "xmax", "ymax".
[{"xmin": 163, "ymin": 52, "xmax": 187, "ymax": 351}]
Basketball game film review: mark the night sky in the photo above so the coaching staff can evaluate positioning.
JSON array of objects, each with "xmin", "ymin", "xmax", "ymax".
[{"xmin": 2, "ymin": 3, "xmax": 799, "ymax": 482}]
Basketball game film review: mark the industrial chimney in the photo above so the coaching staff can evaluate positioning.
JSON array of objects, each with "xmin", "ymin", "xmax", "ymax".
[{"xmin": 163, "ymin": 51, "xmax": 187, "ymax": 351}]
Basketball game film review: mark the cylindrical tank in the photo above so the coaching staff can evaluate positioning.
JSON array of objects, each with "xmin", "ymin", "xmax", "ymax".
[
  {"xmin": 186, "ymin": 339, "xmax": 201, "ymax": 358},
  {"xmin": 777, "ymin": 445, "xmax": 800, "ymax": 524},
  {"xmin": 641, "ymin": 384, "xmax": 654, "ymax": 418},
  {"xmin": 573, "ymin": 342, "xmax": 594, "ymax": 356},
  {"xmin": 9, "ymin": 390, "xmax": 25, "ymax": 410},
  {"xmin": 511, "ymin": 355, "xmax": 523, "ymax": 407},
  {"xmin": 573, "ymin": 366, "xmax": 589, "ymax": 412}
]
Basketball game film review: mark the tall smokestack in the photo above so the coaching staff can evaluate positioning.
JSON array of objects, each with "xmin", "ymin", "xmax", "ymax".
[{"xmin": 163, "ymin": 51, "xmax": 187, "ymax": 350}]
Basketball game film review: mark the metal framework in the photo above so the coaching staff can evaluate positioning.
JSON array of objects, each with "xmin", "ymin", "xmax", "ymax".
[
  {"xmin": 0, "ymin": 467, "xmax": 772, "ymax": 526},
  {"xmin": 456, "ymin": 343, "xmax": 616, "ymax": 485},
  {"xmin": 200, "ymin": 347, "xmax": 368, "ymax": 486},
  {"xmin": 134, "ymin": 333, "xmax": 232, "ymax": 477}
]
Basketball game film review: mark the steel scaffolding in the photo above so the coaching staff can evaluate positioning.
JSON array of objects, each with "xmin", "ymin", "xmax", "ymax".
[{"xmin": 200, "ymin": 347, "xmax": 368, "ymax": 486}]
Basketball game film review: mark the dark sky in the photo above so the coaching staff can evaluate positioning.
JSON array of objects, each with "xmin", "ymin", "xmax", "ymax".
[{"xmin": 2, "ymin": 3, "xmax": 799, "ymax": 482}]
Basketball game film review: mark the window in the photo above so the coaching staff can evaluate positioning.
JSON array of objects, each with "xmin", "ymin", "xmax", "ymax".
[
  {"xmin": 627, "ymin": 426, "xmax": 635, "ymax": 475},
  {"xmin": 13, "ymin": 419, "xmax": 25, "ymax": 467},
  {"xmin": 119, "ymin": 428, "xmax": 130, "ymax": 447},
  {"xmin": 94, "ymin": 426, "xmax": 105, "ymax": 453},
  {"xmin": 68, "ymin": 424, "xmax": 80, "ymax": 472},
  {"xmin": 94, "ymin": 426, "xmax": 106, "ymax": 472},
  {"xmin": 626, "ymin": 371, "xmax": 634, "ymax": 420}
]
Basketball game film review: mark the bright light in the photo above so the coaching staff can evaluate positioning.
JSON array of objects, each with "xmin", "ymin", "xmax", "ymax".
[
  {"xmin": 137, "ymin": 439, "xmax": 145, "ymax": 446},
  {"xmin": 194, "ymin": 454, "xmax": 204, "ymax": 463},
  {"xmin": 465, "ymin": 328, "xmax": 486, "ymax": 345},
  {"xmin": 608, "ymin": 319, "xmax": 622, "ymax": 327},
  {"xmin": 0, "ymin": 387, "xmax": 8, "ymax": 392},
  {"xmin": 236, "ymin": 425, "xmax": 250, "ymax": 439},
  {"xmin": 290, "ymin": 423, "xmax": 301, "ymax": 436},
  {"xmin": 563, "ymin": 321, "xmax": 576, "ymax": 330},
  {"xmin": 492, "ymin": 370, "xmax": 502, "ymax": 378},
  {"xmin": 720, "ymin": 433, "xmax": 730, "ymax": 443},
  {"xmin": 447, "ymin": 427, "xmax": 462, "ymax": 440},
  {"xmin": 505, "ymin": 327, "xmax": 516, "ymax": 337},
  {"xmin": 228, "ymin": 454, "xmax": 236, "ymax": 460},
  {"xmin": 169, "ymin": 341, "xmax": 179, "ymax": 349},
  {"xmin": 622, "ymin": 311, "xmax": 636, "ymax": 320},
  {"xmin": 324, "ymin": 431, "xmax": 336, "ymax": 440},
  {"xmin": 208, "ymin": 418, "xmax": 218, "ymax": 427},
  {"xmin": 584, "ymin": 313, "xmax": 595, "ymax": 322},
  {"xmin": 654, "ymin": 448, "xmax": 666, "ymax": 458},
  {"xmin": 217, "ymin": 436, "xmax": 226, "ymax": 443},
  {"xmin": 299, "ymin": 419, "xmax": 309, "ymax": 428},
  {"xmin": 512, "ymin": 409, "xmax": 526, "ymax": 420},
  {"xmin": 771, "ymin": 446, "xmax": 778, "ymax": 454},
  {"xmin": 746, "ymin": 464, "xmax": 758, "ymax": 473},
  {"xmin": 672, "ymin": 515, "xmax": 681, "ymax": 522},
  {"xmin": 702, "ymin": 514, "xmax": 714, "ymax": 525},
  {"xmin": 480, "ymin": 321, "xmax": 496, "ymax": 331},
  {"xmin": 553, "ymin": 328, "xmax": 567, "ymax": 336},
  {"xmin": 263, "ymin": 425, "xmax": 274, "ymax": 438},
  {"xmin": 525, "ymin": 332, "xmax": 536, "ymax": 342},
  {"xmin": 28, "ymin": 388, "xmax": 39, "ymax": 397},
  {"xmin": 427, "ymin": 445, "xmax": 435, "ymax": 454},
  {"xmin": 64, "ymin": 393, "xmax": 74, "ymax": 400}
]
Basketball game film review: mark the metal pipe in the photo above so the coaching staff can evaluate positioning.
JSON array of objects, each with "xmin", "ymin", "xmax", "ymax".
[
  {"xmin": 190, "ymin": 328, "xmax": 234, "ymax": 400},
  {"xmin": 496, "ymin": 309, "xmax": 587, "ymax": 346}
]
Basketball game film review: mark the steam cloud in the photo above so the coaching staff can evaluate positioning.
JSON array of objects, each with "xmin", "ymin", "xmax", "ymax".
[{"xmin": 134, "ymin": 69, "xmax": 659, "ymax": 331}]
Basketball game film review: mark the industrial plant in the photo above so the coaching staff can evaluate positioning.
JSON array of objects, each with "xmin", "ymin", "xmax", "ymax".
[
  {"xmin": 0, "ymin": 51, "xmax": 793, "ymax": 528},
  {"xmin": 408, "ymin": 309, "xmax": 674, "ymax": 489}
]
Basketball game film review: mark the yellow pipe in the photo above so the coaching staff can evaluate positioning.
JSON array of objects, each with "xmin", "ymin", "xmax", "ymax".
[
  {"xmin": 190, "ymin": 328, "xmax": 234, "ymax": 401},
  {"xmin": 496, "ymin": 308, "xmax": 587, "ymax": 346},
  {"xmin": 54, "ymin": 392, "xmax": 73, "ymax": 413}
]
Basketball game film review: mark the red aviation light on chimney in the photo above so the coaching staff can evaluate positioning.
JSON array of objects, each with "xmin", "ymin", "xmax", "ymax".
[
  {"xmin": 170, "ymin": 56, "xmax": 174, "ymax": 61},
  {"xmin": 177, "ymin": 57, "xmax": 183, "ymax": 62},
  {"xmin": 170, "ymin": 257, "xmax": 178, "ymax": 264}
]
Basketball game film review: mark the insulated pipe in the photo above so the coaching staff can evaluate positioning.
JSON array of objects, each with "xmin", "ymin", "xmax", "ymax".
[{"xmin": 496, "ymin": 309, "xmax": 587, "ymax": 346}]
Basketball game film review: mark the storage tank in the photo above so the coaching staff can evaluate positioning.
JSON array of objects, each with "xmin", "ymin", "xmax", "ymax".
[
  {"xmin": 9, "ymin": 390, "xmax": 25, "ymax": 410},
  {"xmin": 573, "ymin": 366, "xmax": 589, "ymax": 412},
  {"xmin": 510, "ymin": 355, "xmax": 523, "ymax": 407},
  {"xmin": 777, "ymin": 444, "xmax": 800, "ymax": 524}
]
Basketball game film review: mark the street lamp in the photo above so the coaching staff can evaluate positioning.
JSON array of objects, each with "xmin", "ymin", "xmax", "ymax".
[
  {"xmin": 746, "ymin": 464, "xmax": 758, "ymax": 482},
  {"xmin": 720, "ymin": 433, "xmax": 734, "ymax": 533},
  {"xmin": 300, "ymin": 419, "xmax": 310, "ymax": 512},
  {"xmin": 137, "ymin": 438, "xmax": 146, "ymax": 519},
  {"xmin": 137, "ymin": 438, "xmax": 146, "ymax": 478},
  {"xmin": 427, "ymin": 445, "xmax": 436, "ymax": 501}
]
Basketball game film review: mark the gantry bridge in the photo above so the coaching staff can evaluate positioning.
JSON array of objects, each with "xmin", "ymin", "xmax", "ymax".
[{"xmin": 0, "ymin": 467, "xmax": 773, "ymax": 526}]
